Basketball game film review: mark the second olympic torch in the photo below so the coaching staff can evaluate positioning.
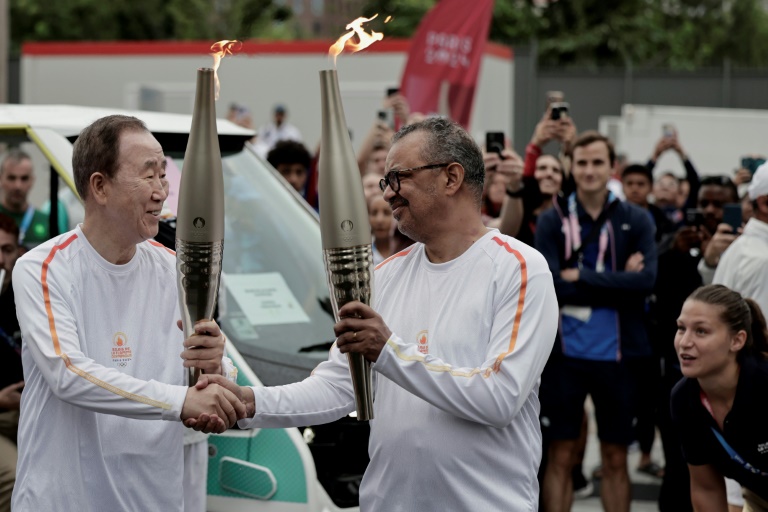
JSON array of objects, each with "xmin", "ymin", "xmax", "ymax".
[
  {"xmin": 176, "ymin": 67, "xmax": 225, "ymax": 386},
  {"xmin": 319, "ymin": 69, "xmax": 375, "ymax": 421}
]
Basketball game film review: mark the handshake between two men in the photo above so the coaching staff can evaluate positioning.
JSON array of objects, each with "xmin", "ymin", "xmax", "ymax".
[
  {"xmin": 177, "ymin": 318, "xmax": 251, "ymax": 433},
  {"xmin": 182, "ymin": 301, "xmax": 392, "ymax": 433}
]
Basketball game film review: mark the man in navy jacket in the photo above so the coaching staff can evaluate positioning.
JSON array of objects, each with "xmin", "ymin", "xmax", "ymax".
[{"xmin": 536, "ymin": 131, "xmax": 657, "ymax": 512}]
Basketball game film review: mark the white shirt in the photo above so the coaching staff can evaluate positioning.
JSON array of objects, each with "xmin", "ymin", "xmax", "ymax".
[
  {"xmin": 713, "ymin": 217, "xmax": 768, "ymax": 312},
  {"xmin": 371, "ymin": 237, "xmax": 385, "ymax": 266},
  {"xmin": 240, "ymin": 230, "xmax": 559, "ymax": 511},
  {"xmin": 254, "ymin": 121, "xmax": 303, "ymax": 158},
  {"xmin": 12, "ymin": 226, "xmax": 189, "ymax": 511}
]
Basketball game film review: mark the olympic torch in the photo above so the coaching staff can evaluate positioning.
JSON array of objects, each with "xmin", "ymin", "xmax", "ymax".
[
  {"xmin": 319, "ymin": 17, "xmax": 384, "ymax": 421},
  {"xmin": 176, "ymin": 67, "xmax": 225, "ymax": 386}
]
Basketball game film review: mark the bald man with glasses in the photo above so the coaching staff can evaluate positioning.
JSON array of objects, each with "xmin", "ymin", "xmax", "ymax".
[{"xmin": 191, "ymin": 117, "xmax": 559, "ymax": 511}]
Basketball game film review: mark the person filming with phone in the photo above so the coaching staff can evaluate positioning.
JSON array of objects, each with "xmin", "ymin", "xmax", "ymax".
[
  {"xmin": 486, "ymin": 97, "xmax": 576, "ymax": 244},
  {"xmin": 524, "ymin": 98, "xmax": 578, "ymax": 186},
  {"xmin": 480, "ymin": 132, "xmax": 525, "ymax": 228},
  {"xmin": 648, "ymin": 126, "xmax": 701, "ymax": 226}
]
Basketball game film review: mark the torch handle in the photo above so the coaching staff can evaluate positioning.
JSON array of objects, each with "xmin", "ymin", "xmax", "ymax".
[
  {"xmin": 323, "ymin": 245, "xmax": 375, "ymax": 420},
  {"xmin": 176, "ymin": 239, "xmax": 224, "ymax": 387}
]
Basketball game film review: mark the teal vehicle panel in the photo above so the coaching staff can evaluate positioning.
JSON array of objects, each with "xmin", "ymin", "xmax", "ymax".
[{"xmin": 206, "ymin": 360, "xmax": 309, "ymax": 503}]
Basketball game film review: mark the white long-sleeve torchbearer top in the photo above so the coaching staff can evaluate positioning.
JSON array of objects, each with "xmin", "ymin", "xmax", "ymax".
[
  {"xmin": 11, "ymin": 226, "xmax": 229, "ymax": 512},
  {"xmin": 713, "ymin": 217, "xmax": 768, "ymax": 313},
  {"xmin": 240, "ymin": 230, "xmax": 559, "ymax": 511}
]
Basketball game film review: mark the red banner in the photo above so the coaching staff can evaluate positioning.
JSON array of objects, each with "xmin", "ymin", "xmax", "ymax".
[{"xmin": 399, "ymin": 0, "xmax": 495, "ymax": 128}]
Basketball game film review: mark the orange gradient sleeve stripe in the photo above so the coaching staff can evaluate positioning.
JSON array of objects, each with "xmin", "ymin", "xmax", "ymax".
[
  {"xmin": 375, "ymin": 247, "xmax": 413, "ymax": 271},
  {"xmin": 41, "ymin": 234, "xmax": 172, "ymax": 410},
  {"xmin": 491, "ymin": 236, "xmax": 527, "ymax": 370},
  {"xmin": 41, "ymin": 234, "xmax": 78, "ymax": 355},
  {"xmin": 384, "ymin": 237, "xmax": 527, "ymax": 379},
  {"xmin": 149, "ymin": 240, "xmax": 176, "ymax": 255}
]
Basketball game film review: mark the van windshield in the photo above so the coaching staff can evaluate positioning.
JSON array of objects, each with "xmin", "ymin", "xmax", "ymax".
[{"xmin": 170, "ymin": 147, "xmax": 336, "ymax": 384}]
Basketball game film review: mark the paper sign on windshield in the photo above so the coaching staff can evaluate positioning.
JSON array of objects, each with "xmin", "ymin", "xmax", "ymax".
[{"xmin": 227, "ymin": 272, "xmax": 311, "ymax": 326}]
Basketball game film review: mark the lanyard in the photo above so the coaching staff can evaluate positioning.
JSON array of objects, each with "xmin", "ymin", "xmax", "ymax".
[
  {"xmin": 565, "ymin": 192, "xmax": 614, "ymax": 272},
  {"xmin": 18, "ymin": 205, "xmax": 35, "ymax": 245},
  {"xmin": 700, "ymin": 390, "xmax": 768, "ymax": 477}
]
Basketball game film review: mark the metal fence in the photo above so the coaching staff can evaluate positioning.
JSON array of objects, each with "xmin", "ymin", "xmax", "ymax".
[{"xmin": 512, "ymin": 45, "xmax": 768, "ymax": 153}]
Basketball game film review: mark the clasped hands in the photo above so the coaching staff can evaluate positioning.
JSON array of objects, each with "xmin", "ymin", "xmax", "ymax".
[
  {"xmin": 178, "ymin": 319, "xmax": 249, "ymax": 433},
  {"xmin": 182, "ymin": 302, "xmax": 392, "ymax": 434}
]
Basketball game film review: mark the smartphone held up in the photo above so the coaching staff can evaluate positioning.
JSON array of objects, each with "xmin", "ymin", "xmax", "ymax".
[
  {"xmin": 722, "ymin": 203, "xmax": 743, "ymax": 232},
  {"xmin": 550, "ymin": 102, "xmax": 570, "ymax": 121},
  {"xmin": 486, "ymin": 132, "xmax": 505, "ymax": 156}
]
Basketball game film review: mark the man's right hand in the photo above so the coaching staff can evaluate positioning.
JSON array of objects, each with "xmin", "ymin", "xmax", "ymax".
[
  {"xmin": 180, "ymin": 381, "xmax": 247, "ymax": 434},
  {"xmin": 183, "ymin": 374, "xmax": 255, "ymax": 433},
  {"xmin": 0, "ymin": 381, "xmax": 24, "ymax": 410}
]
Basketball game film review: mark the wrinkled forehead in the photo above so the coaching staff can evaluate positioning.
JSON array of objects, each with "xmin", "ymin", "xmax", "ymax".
[
  {"xmin": 116, "ymin": 130, "xmax": 165, "ymax": 168},
  {"xmin": 385, "ymin": 132, "xmax": 427, "ymax": 170}
]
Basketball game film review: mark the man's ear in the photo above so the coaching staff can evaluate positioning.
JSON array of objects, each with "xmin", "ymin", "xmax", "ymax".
[
  {"xmin": 89, "ymin": 172, "xmax": 109, "ymax": 206},
  {"xmin": 444, "ymin": 162, "xmax": 465, "ymax": 197}
]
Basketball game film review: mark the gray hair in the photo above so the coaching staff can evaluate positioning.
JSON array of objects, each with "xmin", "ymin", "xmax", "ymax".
[{"xmin": 392, "ymin": 117, "xmax": 485, "ymax": 204}]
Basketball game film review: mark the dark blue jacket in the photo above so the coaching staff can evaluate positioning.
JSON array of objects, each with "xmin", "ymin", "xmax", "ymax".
[{"xmin": 535, "ymin": 196, "xmax": 658, "ymax": 359}]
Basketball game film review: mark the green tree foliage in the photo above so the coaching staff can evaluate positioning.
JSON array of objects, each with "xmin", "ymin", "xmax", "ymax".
[
  {"xmin": 9, "ymin": 0, "xmax": 292, "ymax": 51},
  {"xmin": 10, "ymin": 0, "xmax": 768, "ymax": 68},
  {"xmin": 362, "ymin": 0, "xmax": 768, "ymax": 69},
  {"xmin": 358, "ymin": 0, "xmax": 435, "ymax": 37}
]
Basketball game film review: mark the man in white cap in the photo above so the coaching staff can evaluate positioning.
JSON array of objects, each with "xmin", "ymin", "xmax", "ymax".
[{"xmin": 713, "ymin": 161, "xmax": 768, "ymax": 317}]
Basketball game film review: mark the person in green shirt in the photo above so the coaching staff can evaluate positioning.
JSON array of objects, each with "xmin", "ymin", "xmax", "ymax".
[{"xmin": 0, "ymin": 150, "xmax": 50, "ymax": 250}]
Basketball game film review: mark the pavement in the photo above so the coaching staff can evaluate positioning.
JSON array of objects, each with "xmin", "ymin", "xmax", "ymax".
[{"xmin": 569, "ymin": 399, "xmax": 664, "ymax": 512}]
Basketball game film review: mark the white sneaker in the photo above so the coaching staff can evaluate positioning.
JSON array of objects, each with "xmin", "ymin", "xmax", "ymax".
[{"xmin": 573, "ymin": 481, "xmax": 594, "ymax": 500}]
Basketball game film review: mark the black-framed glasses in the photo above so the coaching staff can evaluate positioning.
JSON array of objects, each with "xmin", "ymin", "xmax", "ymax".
[{"xmin": 379, "ymin": 163, "xmax": 452, "ymax": 192}]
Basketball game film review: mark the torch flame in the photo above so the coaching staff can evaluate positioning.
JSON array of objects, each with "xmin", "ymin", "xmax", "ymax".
[
  {"xmin": 210, "ymin": 40, "xmax": 242, "ymax": 100},
  {"xmin": 328, "ymin": 15, "xmax": 384, "ymax": 65}
]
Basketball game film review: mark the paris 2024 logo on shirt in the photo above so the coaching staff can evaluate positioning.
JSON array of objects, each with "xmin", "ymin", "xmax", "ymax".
[
  {"xmin": 111, "ymin": 332, "xmax": 133, "ymax": 368},
  {"xmin": 417, "ymin": 330, "xmax": 429, "ymax": 354}
]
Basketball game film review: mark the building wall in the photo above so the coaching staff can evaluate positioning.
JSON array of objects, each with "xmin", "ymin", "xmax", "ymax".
[
  {"xmin": 20, "ymin": 40, "xmax": 513, "ymax": 153},
  {"xmin": 513, "ymin": 45, "xmax": 768, "ymax": 165},
  {"xmin": 600, "ymin": 105, "xmax": 768, "ymax": 178}
]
